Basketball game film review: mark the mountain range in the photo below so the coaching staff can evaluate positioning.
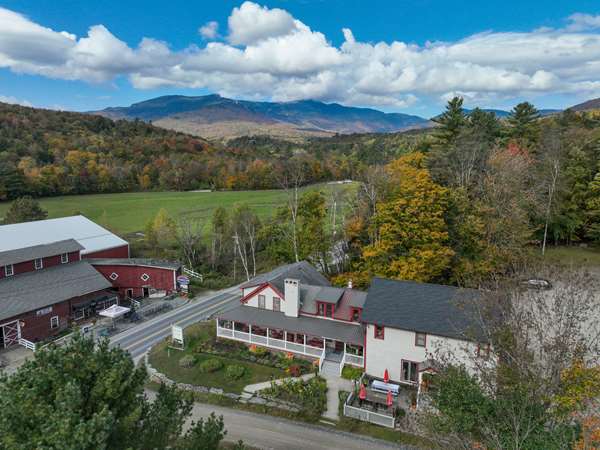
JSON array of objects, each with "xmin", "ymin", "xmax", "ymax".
[
  {"xmin": 91, "ymin": 94, "xmax": 600, "ymax": 141},
  {"xmin": 92, "ymin": 95, "xmax": 431, "ymax": 141}
]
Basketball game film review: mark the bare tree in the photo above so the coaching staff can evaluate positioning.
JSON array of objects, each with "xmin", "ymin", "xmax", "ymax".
[
  {"xmin": 177, "ymin": 217, "xmax": 204, "ymax": 269},
  {"xmin": 276, "ymin": 158, "xmax": 305, "ymax": 262},
  {"xmin": 539, "ymin": 126, "xmax": 565, "ymax": 255},
  {"xmin": 231, "ymin": 206, "xmax": 260, "ymax": 281},
  {"xmin": 423, "ymin": 266, "xmax": 600, "ymax": 449}
]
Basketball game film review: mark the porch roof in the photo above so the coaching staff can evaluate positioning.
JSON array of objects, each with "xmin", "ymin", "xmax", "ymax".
[{"xmin": 219, "ymin": 305, "xmax": 364, "ymax": 345}]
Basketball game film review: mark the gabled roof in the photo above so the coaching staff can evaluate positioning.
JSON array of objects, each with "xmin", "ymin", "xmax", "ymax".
[
  {"xmin": 315, "ymin": 286, "xmax": 345, "ymax": 304},
  {"xmin": 241, "ymin": 261, "xmax": 330, "ymax": 293},
  {"xmin": 0, "ymin": 261, "xmax": 112, "ymax": 321},
  {"xmin": 362, "ymin": 278, "xmax": 483, "ymax": 341},
  {"xmin": 0, "ymin": 239, "xmax": 83, "ymax": 266},
  {"xmin": 89, "ymin": 258, "xmax": 181, "ymax": 270},
  {"xmin": 0, "ymin": 215, "xmax": 128, "ymax": 255}
]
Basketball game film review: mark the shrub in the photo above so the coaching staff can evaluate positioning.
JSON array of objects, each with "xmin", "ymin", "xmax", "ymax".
[
  {"xmin": 179, "ymin": 355, "xmax": 196, "ymax": 369},
  {"xmin": 198, "ymin": 358, "xmax": 224, "ymax": 373},
  {"xmin": 341, "ymin": 365, "xmax": 364, "ymax": 380},
  {"xmin": 225, "ymin": 364, "xmax": 246, "ymax": 380},
  {"xmin": 287, "ymin": 364, "xmax": 302, "ymax": 377}
]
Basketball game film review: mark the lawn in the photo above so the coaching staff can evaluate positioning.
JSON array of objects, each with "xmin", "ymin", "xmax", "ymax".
[
  {"xmin": 541, "ymin": 245, "xmax": 600, "ymax": 268},
  {"xmin": 0, "ymin": 182, "xmax": 357, "ymax": 236},
  {"xmin": 148, "ymin": 321, "xmax": 287, "ymax": 394}
]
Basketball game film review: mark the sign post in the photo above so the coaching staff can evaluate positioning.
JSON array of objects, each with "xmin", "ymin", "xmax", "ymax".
[
  {"xmin": 170, "ymin": 325, "xmax": 184, "ymax": 350},
  {"xmin": 177, "ymin": 275, "xmax": 190, "ymax": 297}
]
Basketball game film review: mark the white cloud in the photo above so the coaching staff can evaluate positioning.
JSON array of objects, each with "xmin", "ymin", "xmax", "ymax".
[
  {"xmin": 199, "ymin": 21, "xmax": 219, "ymax": 39},
  {"xmin": 2, "ymin": 4, "xmax": 600, "ymax": 109},
  {"xmin": 566, "ymin": 13, "xmax": 600, "ymax": 32},
  {"xmin": 227, "ymin": 1, "xmax": 297, "ymax": 45},
  {"xmin": 0, "ymin": 95, "xmax": 32, "ymax": 107}
]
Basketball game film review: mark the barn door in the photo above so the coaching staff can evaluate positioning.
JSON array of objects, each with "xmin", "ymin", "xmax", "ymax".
[{"xmin": 0, "ymin": 321, "xmax": 20, "ymax": 348}]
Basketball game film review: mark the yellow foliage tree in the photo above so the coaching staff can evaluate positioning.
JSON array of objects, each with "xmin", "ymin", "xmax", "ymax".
[{"xmin": 362, "ymin": 152, "xmax": 454, "ymax": 282}]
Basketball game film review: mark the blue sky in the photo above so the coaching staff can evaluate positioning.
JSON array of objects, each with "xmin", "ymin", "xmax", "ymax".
[{"xmin": 1, "ymin": 0, "xmax": 600, "ymax": 116}]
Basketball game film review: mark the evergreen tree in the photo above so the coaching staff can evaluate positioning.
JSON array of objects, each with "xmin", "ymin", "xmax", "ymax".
[
  {"xmin": 507, "ymin": 102, "xmax": 540, "ymax": 144},
  {"xmin": 3, "ymin": 196, "xmax": 48, "ymax": 224},
  {"xmin": 433, "ymin": 97, "xmax": 467, "ymax": 145}
]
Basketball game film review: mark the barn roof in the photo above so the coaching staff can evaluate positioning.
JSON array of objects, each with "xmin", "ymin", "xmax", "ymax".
[
  {"xmin": 89, "ymin": 258, "xmax": 181, "ymax": 270},
  {"xmin": 0, "ymin": 239, "xmax": 83, "ymax": 266},
  {"xmin": 0, "ymin": 216, "xmax": 128, "ymax": 255},
  {"xmin": 0, "ymin": 261, "xmax": 112, "ymax": 321}
]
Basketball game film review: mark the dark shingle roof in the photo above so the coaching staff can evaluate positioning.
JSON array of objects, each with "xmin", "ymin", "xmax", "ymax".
[
  {"xmin": 219, "ymin": 304, "xmax": 364, "ymax": 345},
  {"xmin": 315, "ymin": 286, "xmax": 345, "ymax": 303},
  {"xmin": 88, "ymin": 258, "xmax": 181, "ymax": 270},
  {"xmin": 362, "ymin": 278, "xmax": 482, "ymax": 341},
  {"xmin": 0, "ymin": 239, "xmax": 83, "ymax": 266},
  {"xmin": 0, "ymin": 261, "xmax": 112, "ymax": 321},
  {"xmin": 241, "ymin": 261, "xmax": 330, "ymax": 293}
]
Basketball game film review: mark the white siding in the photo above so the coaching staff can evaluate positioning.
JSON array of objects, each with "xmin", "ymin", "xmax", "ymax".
[
  {"xmin": 365, "ymin": 324, "xmax": 478, "ymax": 382},
  {"xmin": 244, "ymin": 286, "xmax": 283, "ymax": 311}
]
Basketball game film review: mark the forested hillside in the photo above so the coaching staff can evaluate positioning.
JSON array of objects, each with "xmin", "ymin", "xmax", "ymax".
[{"xmin": 0, "ymin": 102, "xmax": 366, "ymax": 199}]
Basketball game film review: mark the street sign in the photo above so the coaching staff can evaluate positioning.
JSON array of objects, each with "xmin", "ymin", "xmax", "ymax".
[
  {"xmin": 171, "ymin": 325, "xmax": 184, "ymax": 349},
  {"xmin": 177, "ymin": 275, "xmax": 190, "ymax": 286}
]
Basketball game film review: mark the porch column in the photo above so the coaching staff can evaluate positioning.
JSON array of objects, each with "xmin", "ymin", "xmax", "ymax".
[
  {"xmin": 344, "ymin": 342, "xmax": 347, "ymax": 357},
  {"xmin": 284, "ymin": 331, "xmax": 288, "ymax": 350},
  {"xmin": 303, "ymin": 334, "xmax": 306, "ymax": 354},
  {"xmin": 249, "ymin": 324, "xmax": 252, "ymax": 343},
  {"xmin": 266, "ymin": 327, "xmax": 270, "ymax": 346}
]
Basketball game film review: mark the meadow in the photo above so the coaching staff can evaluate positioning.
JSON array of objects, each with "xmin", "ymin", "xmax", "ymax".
[{"xmin": 0, "ymin": 182, "xmax": 357, "ymax": 236}]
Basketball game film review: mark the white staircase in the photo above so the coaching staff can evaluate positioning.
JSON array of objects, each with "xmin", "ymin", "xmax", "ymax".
[{"xmin": 320, "ymin": 359, "xmax": 341, "ymax": 377}]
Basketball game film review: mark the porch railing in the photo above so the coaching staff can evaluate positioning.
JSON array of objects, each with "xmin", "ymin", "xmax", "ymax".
[
  {"xmin": 343, "ymin": 391, "xmax": 396, "ymax": 429},
  {"xmin": 18, "ymin": 338, "xmax": 37, "ymax": 352},
  {"xmin": 344, "ymin": 353, "xmax": 364, "ymax": 367},
  {"xmin": 217, "ymin": 324, "xmax": 325, "ymax": 359}
]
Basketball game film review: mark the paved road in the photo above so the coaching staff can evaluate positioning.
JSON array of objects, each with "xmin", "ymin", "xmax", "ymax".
[
  {"xmin": 143, "ymin": 389, "xmax": 407, "ymax": 450},
  {"xmin": 110, "ymin": 288, "xmax": 241, "ymax": 360}
]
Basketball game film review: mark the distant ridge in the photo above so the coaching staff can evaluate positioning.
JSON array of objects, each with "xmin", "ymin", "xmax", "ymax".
[
  {"xmin": 569, "ymin": 97, "xmax": 600, "ymax": 112},
  {"xmin": 91, "ymin": 94, "xmax": 432, "ymax": 141}
]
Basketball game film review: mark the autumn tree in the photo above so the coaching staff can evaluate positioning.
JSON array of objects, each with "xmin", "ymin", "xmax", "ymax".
[
  {"xmin": 177, "ymin": 217, "xmax": 205, "ymax": 269},
  {"xmin": 2, "ymin": 195, "xmax": 48, "ymax": 224},
  {"xmin": 362, "ymin": 152, "xmax": 454, "ymax": 282},
  {"xmin": 145, "ymin": 208, "xmax": 177, "ymax": 254}
]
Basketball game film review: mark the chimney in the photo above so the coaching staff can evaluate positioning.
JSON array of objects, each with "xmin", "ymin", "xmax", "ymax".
[
  {"xmin": 348, "ymin": 279, "xmax": 353, "ymax": 289},
  {"xmin": 284, "ymin": 278, "xmax": 299, "ymax": 317}
]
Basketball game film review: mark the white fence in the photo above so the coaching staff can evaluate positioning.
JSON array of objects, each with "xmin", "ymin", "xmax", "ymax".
[
  {"xmin": 343, "ymin": 391, "xmax": 396, "ymax": 428},
  {"xmin": 18, "ymin": 338, "xmax": 37, "ymax": 352},
  {"xmin": 183, "ymin": 267, "xmax": 203, "ymax": 281}
]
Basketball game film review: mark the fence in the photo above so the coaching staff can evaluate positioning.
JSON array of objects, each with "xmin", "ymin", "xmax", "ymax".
[{"xmin": 343, "ymin": 391, "xmax": 396, "ymax": 429}]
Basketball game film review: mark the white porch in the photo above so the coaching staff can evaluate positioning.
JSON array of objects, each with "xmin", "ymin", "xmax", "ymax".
[{"xmin": 216, "ymin": 319, "xmax": 364, "ymax": 370}]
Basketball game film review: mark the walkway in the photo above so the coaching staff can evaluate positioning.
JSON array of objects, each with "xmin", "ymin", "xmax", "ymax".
[{"xmin": 320, "ymin": 372, "xmax": 354, "ymax": 421}]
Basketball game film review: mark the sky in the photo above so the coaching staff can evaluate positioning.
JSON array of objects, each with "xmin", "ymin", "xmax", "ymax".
[{"xmin": 1, "ymin": 0, "xmax": 600, "ymax": 117}]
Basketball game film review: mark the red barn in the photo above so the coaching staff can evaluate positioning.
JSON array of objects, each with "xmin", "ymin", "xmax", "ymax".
[{"xmin": 90, "ymin": 259, "xmax": 181, "ymax": 299}]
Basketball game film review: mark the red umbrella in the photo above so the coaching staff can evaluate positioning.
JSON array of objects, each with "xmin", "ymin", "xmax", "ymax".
[
  {"xmin": 359, "ymin": 384, "xmax": 367, "ymax": 400},
  {"xmin": 386, "ymin": 390, "xmax": 393, "ymax": 407},
  {"xmin": 383, "ymin": 368, "xmax": 389, "ymax": 383}
]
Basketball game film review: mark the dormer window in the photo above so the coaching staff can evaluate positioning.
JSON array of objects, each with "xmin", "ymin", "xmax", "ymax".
[
  {"xmin": 415, "ymin": 332, "xmax": 427, "ymax": 347},
  {"xmin": 273, "ymin": 297, "xmax": 281, "ymax": 312},
  {"xmin": 4, "ymin": 264, "xmax": 14, "ymax": 277},
  {"xmin": 258, "ymin": 295, "xmax": 266, "ymax": 309},
  {"xmin": 61, "ymin": 253, "xmax": 69, "ymax": 264},
  {"xmin": 374, "ymin": 325, "xmax": 385, "ymax": 340},
  {"xmin": 34, "ymin": 258, "xmax": 43, "ymax": 270},
  {"xmin": 317, "ymin": 302, "xmax": 334, "ymax": 318},
  {"xmin": 351, "ymin": 307, "xmax": 361, "ymax": 322}
]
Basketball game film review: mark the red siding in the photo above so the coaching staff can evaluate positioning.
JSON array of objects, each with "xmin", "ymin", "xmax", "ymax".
[
  {"xmin": 92, "ymin": 264, "xmax": 178, "ymax": 297},
  {"xmin": 0, "ymin": 251, "xmax": 81, "ymax": 280},
  {"xmin": 83, "ymin": 245, "xmax": 129, "ymax": 259}
]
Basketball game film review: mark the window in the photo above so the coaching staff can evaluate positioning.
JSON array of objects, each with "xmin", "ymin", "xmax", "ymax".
[
  {"xmin": 258, "ymin": 295, "xmax": 266, "ymax": 309},
  {"xmin": 36, "ymin": 306, "xmax": 53, "ymax": 316},
  {"xmin": 477, "ymin": 343, "xmax": 491, "ymax": 359},
  {"xmin": 351, "ymin": 308, "xmax": 361, "ymax": 322},
  {"xmin": 317, "ymin": 302, "xmax": 334, "ymax": 318},
  {"xmin": 273, "ymin": 297, "xmax": 281, "ymax": 312},
  {"xmin": 415, "ymin": 332, "xmax": 427, "ymax": 347},
  {"xmin": 61, "ymin": 253, "xmax": 69, "ymax": 264},
  {"xmin": 50, "ymin": 316, "xmax": 59, "ymax": 329},
  {"xmin": 34, "ymin": 258, "xmax": 43, "ymax": 270},
  {"xmin": 401, "ymin": 360, "xmax": 419, "ymax": 383},
  {"xmin": 374, "ymin": 325, "xmax": 385, "ymax": 340},
  {"xmin": 4, "ymin": 264, "xmax": 14, "ymax": 277}
]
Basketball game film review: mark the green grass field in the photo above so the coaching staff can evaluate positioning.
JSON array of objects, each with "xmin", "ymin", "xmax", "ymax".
[
  {"xmin": 542, "ymin": 245, "xmax": 600, "ymax": 268},
  {"xmin": 0, "ymin": 182, "xmax": 357, "ymax": 236}
]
